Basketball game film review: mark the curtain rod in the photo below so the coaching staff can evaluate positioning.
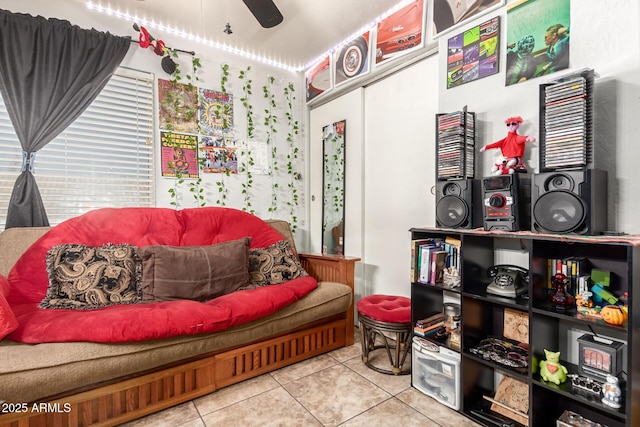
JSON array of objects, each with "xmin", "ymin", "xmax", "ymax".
[{"xmin": 130, "ymin": 39, "xmax": 195, "ymax": 56}]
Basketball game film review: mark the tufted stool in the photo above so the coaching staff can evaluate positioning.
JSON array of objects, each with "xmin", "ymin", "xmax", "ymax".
[{"xmin": 357, "ymin": 294, "xmax": 412, "ymax": 375}]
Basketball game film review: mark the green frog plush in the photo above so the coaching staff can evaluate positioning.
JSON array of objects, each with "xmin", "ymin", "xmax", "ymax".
[{"xmin": 539, "ymin": 349, "xmax": 568, "ymax": 385}]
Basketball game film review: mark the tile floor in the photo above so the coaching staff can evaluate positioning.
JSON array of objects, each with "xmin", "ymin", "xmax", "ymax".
[{"xmin": 122, "ymin": 329, "xmax": 481, "ymax": 427}]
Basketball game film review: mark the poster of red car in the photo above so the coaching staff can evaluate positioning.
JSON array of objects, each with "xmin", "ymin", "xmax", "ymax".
[
  {"xmin": 375, "ymin": 0, "xmax": 425, "ymax": 65},
  {"xmin": 305, "ymin": 56, "xmax": 331, "ymax": 102},
  {"xmin": 334, "ymin": 31, "xmax": 371, "ymax": 86}
]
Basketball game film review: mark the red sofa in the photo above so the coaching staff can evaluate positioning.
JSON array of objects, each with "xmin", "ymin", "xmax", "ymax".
[{"xmin": 0, "ymin": 207, "xmax": 359, "ymax": 426}]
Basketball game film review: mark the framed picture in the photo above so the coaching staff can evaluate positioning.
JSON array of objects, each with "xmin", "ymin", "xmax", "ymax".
[
  {"xmin": 305, "ymin": 54, "xmax": 332, "ymax": 103},
  {"xmin": 374, "ymin": 0, "xmax": 426, "ymax": 66},
  {"xmin": 446, "ymin": 16, "xmax": 500, "ymax": 89},
  {"xmin": 505, "ymin": 0, "xmax": 570, "ymax": 86},
  {"xmin": 334, "ymin": 30, "xmax": 371, "ymax": 86},
  {"xmin": 432, "ymin": 0, "xmax": 505, "ymax": 39}
]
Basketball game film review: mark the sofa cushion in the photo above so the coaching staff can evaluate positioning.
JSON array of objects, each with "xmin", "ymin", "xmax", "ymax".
[
  {"xmin": 139, "ymin": 238, "xmax": 251, "ymax": 302},
  {"xmin": 6, "ymin": 207, "xmax": 318, "ymax": 344},
  {"xmin": 0, "ymin": 276, "xmax": 18, "ymax": 340},
  {"xmin": 246, "ymin": 240, "xmax": 308, "ymax": 288},
  {"xmin": 40, "ymin": 243, "xmax": 141, "ymax": 310}
]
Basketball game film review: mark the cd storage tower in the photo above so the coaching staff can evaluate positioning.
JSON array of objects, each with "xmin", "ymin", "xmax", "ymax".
[
  {"xmin": 436, "ymin": 107, "xmax": 476, "ymax": 180},
  {"xmin": 538, "ymin": 68, "xmax": 595, "ymax": 172}
]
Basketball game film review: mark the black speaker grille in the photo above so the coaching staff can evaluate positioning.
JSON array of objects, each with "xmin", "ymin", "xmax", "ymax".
[
  {"xmin": 533, "ymin": 190, "xmax": 586, "ymax": 233},
  {"xmin": 436, "ymin": 195, "xmax": 470, "ymax": 228}
]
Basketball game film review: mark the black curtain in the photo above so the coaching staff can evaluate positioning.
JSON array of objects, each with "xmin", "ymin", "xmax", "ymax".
[{"xmin": 0, "ymin": 9, "xmax": 130, "ymax": 229}]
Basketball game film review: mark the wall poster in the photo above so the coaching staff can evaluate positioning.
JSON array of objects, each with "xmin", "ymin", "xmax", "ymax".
[
  {"xmin": 334, "ymin": 31, "xmax": 371, "ymax": 86},
  {"xmin": 158, "ymin": 79, "xmax": 198, "ymax": 134},
  {"xmin": 447, "ymin": 16, "xmax": 500, "ymax": 89},
  {"xmin": 375, "ymin": 0, "xmax": 426, "ymax": 66},
  {"xmin": 505, "ymin": 0, "xmax": 570, "ymax": 86},
  {"xmin": 160, "ymin": 131, "xmax": 199, "ymax": 178},
  {"xmin": 305, "ymin": 55, "xmax": 332, "ymax": 103},
  {"xmin": 432, "ymin": 0, "xmax": 504, "ymax": 39}
]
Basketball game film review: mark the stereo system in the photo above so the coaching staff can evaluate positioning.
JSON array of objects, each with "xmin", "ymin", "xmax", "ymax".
[
  {"xmin": 530, "ymin": 169, "xmax": 608, "ymax": 235},
  {"xmin": 482, "ymin": 174, "xmax": 531, "ymax": 232},
  {"xmin": 437, "ymin": 169, "xmax": 607, "ymax": 235},
  {"xmin": 435, "ymin": 179, "xmax": 482, "ymax": 229}
]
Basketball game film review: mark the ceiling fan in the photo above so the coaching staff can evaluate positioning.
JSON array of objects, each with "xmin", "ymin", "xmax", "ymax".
[{"xmin": 242, "ymin": 0, "xmax": 283, "ymax": 28}]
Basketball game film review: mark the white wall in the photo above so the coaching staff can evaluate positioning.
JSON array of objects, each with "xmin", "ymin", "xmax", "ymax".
[
  {"xmin": 439, "ymin": 0, "xmax": 640, "ymax": 233},
  {"xmin": 309, "ymin": 57, "xmax": 438, "ymax": 300},
  {"xmin": 362, "ymin": 57, "xmax": 438, "ymax": 297}
]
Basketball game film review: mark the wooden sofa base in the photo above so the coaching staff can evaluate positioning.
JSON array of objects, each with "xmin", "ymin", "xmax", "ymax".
[{"xmin": 0, "ymin": 318, "xmax": 347, "ymax": 427}]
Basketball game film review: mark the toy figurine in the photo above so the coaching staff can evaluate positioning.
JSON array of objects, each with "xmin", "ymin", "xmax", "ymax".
[
  {"xmin": 601, "ymin": 375, "xmax": 622, "ymax": 408},
  {"xmin": 549, "ymin": 273, "xmax": 574, "ymax": 310},
  {"xmin": 539, "ymin": 349, "xmax": 568, "ymax": 385},
  {"xmin": 490, "ymin": 155, "xmax": 513, "ymax": 175},
  {"xmin": 480, "ymin": 116, "xmax": 536, "ymax": 173}
]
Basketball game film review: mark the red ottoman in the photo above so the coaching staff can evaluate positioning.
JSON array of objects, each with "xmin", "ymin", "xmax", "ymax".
[{"xmin": 357, "ymin": 294, "xmax": 412, "ymax": 375}]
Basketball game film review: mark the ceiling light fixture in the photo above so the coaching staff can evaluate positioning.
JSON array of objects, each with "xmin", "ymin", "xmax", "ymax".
[{"xmin": 85, "ymin": 0, "xmax": 414, "ymax": 73}]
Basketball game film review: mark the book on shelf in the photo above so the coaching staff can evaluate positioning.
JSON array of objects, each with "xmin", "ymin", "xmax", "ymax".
[
  {"xmin": 430, "ymin": 250, "xmax": 449, "ymax": 284},
  {"xmin": 546, "ymin": 256, "xmax": 588, "ymax": 295},
  {"xmin": 416, "ymin": 312, "xmax": 444, "ymax": 328},
  {"xmin": 444, "ymin": 236, "xmax": 461, "ymax": 271},
  {"xmin": 418, "ymin": 242, "xmax": 443, "ymax": 284},
  {"xmin": 413, "ymin": 321, "xmax": 444, "ymax": 337},
  {"xmin": 410, "ymin": 239, "xmax": 435, "ymax": 282}
]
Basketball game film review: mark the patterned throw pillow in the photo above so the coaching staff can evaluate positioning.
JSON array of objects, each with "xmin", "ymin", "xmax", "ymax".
[
  {"xmin": 246, "ymin": 240, "xmax": 308, "ymax": 288},
  {"xmin": 40, "ymin": 244, "xmax": 141, "ymax": 310}
]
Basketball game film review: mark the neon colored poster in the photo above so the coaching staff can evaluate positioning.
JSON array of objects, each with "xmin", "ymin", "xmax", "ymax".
[
  {"xmin": 160, "ymin": 131, "xmax": 199, "ymax": 178},
  {"xmin": 506, "ymin": 0, "xmax": 570, "ymax": 86},
  {"xmin": 447, "ymin": 16, "xmax": 500, "ymax": 89}
]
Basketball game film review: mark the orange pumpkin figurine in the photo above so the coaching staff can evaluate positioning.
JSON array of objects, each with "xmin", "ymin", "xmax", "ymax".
[{"xmin": 600, "ymin": 305, "xmax": 628, "ymax": 326}]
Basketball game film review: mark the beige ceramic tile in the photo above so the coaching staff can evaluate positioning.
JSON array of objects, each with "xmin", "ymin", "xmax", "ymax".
[
  {"xmin": 269, "ymin": 353, "xmax": 338, "ymax": 384},
  {"xmin": 283, "ymin": 364, "xmax": 391, "ymax": 427},
  {"xmin": 343, "ymin": 355, "xmax": 412, "ymax": 396},
  {"xmin": 194, "ymin": 374, "xmax": 280, "ymax": 415},
  {"xmin": 328, "ymin": 341, "xmax": 362, "ymax": 363},
  {"xmin": 396, "ymin": 388, "xmax": 481, "ymax": 427},
  {"xmin": 200, "ymin": 386, "xmax": 321, "ymax": 427},
  {"xmin": 340, "ymin": 397, "xmax": 440, "ymax": 426},
  {"xmin": 120, "ymin": 402, "xmax": 201, "ymax": 427}
]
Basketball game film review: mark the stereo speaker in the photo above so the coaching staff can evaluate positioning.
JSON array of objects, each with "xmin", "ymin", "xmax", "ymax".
[
  {"xmin": 482, "ymin": 173, "xmax": 531, "ymax": 231},
  {"xmin": 531, "ymin": 169, "xmax": 608, "ymax": 235},
  {"xmin": 436, "ymin": 179, "xmax": 482, "ymax": 229}
]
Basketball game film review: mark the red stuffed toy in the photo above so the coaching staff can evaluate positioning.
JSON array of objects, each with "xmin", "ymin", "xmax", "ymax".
[{"xmin": 480, "ymin": 116, "xmax": 535, "ymax": 173}]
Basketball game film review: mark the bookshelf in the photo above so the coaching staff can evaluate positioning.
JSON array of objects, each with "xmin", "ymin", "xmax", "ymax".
[{"xmin": 409, "ymin": 226, "xmax": 639, "ymax": 427}]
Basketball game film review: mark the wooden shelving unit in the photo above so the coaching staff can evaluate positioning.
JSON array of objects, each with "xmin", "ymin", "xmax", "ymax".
[{"xmin": 409, "ymin": 227, "xmax": 639, "ymax": 427}]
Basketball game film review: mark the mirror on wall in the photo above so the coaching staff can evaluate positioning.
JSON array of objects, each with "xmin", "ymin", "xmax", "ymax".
[{"xmin": 322, "ymin": 120, "xmax": 346, "ymax": 255}]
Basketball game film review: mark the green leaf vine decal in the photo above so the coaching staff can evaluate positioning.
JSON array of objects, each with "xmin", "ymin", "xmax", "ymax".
[
  {"xmin": 215, "ymin": 63, "xmax": 231, "ymax": 206},
  {"xmin": 283, "ymin": 82, "xmax": 300, "ymax": 232},
  {"xmin": 263, "ymin": 76, "xmax": 279, "ymax": 213},
  {"xmin": 239, "ymin": 66, "xmax": 255, "ymax": 214}
]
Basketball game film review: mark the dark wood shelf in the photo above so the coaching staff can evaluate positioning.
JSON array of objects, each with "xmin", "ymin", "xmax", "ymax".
[{"xmin": 409, "ymin": 227, "xmax": 638, "ymax": 427}]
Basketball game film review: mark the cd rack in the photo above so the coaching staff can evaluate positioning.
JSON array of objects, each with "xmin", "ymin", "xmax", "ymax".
[
  {"xmin": 436, "ymin": 107, "xmax": 476, "ymax": 180},
  {"xmin": 539, "ymin": 68, "xmax": 595, "ymax": 172}
]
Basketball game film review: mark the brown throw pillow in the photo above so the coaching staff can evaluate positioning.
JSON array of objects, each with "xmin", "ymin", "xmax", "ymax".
[
  {"xmin": 41, "ymin": 243, "xmax": 142, "ymax": 310},
  {"xmin": 138, "ymin": 237, "xmax": 251, "ymax": 302},
  {"xmin": 245, "ymin": 240, "xmax": 308, "ymax": 288}
]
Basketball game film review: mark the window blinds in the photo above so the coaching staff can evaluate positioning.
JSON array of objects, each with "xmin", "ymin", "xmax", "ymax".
[{"xmin": 0, "ymin": 69, "xmax": 155, "ymax": 228}]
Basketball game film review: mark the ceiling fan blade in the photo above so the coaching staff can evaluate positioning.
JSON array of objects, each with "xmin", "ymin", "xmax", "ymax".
[{"xmin": 242, "ymin": 0, "xmax": 283, "ymax": 28}]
